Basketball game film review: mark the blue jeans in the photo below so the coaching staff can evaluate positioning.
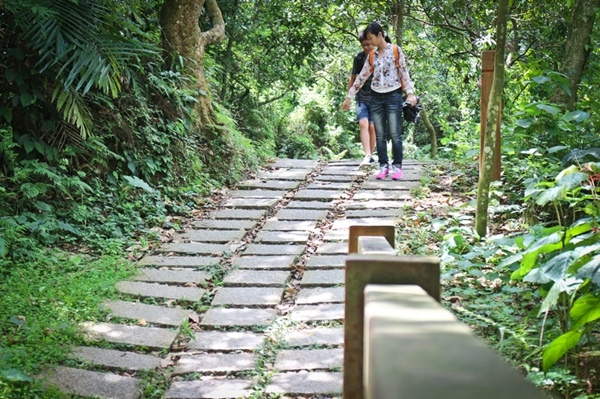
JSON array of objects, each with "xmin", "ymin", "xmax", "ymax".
[{"xmin": 370, "ymin": 91, "xmax": 403, "ymax": 167}]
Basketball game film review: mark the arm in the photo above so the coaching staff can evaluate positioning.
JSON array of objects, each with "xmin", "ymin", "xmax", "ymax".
[
  {"xmin": 341, "ymin": 60, "xmax": 371, "ymax": 110},
  {"xmin": 397, "ymin": 47, "xmax": 417, "ymax": 106}
]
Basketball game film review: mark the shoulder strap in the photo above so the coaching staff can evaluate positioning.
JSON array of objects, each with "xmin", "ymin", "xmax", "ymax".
[
  {"xmin": 393, "ymin": 45, "xmax": 399, "ymax": 69},
  {"xmin": 368, "ymin": 50, "xmax": 375, "ymax": 74}
]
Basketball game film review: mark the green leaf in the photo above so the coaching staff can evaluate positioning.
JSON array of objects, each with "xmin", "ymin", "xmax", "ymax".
[
  {"xmin": 0, "ymin": 237, "xmax": 6, "ymax": 257},
  {"xmin": 515, "ymin": 119, "xmax": 532, "ymax": 128},
  {"xmin": 19, "ymin": 93, "xmax": 35, "ymax": 107},
  {"xmin": 0, "ymin": 368, "xmax": 33, "ymax": 382},
  {"xmin": 543, "ymin": 330, "xmax": 582, "ymax": 372},
  {"xmin": 537, "ymin": 103, "xmax": 560, "ymax": 116},
  {"xmin": 535, "ymin": 186, "xmax": 565, "ymax": 205},
  {"xmin": 563, "ymin": 110, "xmax": 589, "ymax": 123},
  {"xmin": 570, "ymin": 294, "xmax": 600, "ymax": 329},
  {"xmin": 576, "ymin": 254, "xmax": 600, "ymax": 285},
  {"xmin": 123, "ymin": 175, "xmax": 154, "ymax": 192},
  {"xmin": 531, "ymin": 76, "xmax": 551, "ymax": 84}
]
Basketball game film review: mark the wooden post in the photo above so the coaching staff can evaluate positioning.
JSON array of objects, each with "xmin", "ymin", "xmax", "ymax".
[{"xmin": 480, "ymin": 50, "xmax": 502, "ymax": 181}]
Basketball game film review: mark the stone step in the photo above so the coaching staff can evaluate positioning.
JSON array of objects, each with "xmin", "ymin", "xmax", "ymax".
[
  {"xmin": 166, "ymin": 379, "xmax": 255, "ymax": 399},
  {"xmin": 133, "ymin": 268, "xmax": 211, "ymax": 284},
  {"xmin": 41, "ymin": 366, "xmax": 142, "ymax": 399},
  {"xmin": 223, "ymin": 269, "xmax": 290, "ymax": 287},
  {"xmin": 173, "ymin": 353, "xmax": 256, "ymax": 375},
  {"xmin": 116, "ymin": 281, "xmax": 205, "ymax": 301},
  {"xmin": 103, "ymin": 300, "xmax": 191, "ymax": 326},
  {"xmin": 137, "ymin": 255, "xmax": 219, "ymax": 268},
  {"xmin": 173, "ymin": 229, "xmax": 246, "ymax": 243},
  {"xmin": 266, "ymin": 371, "xmax": 343, "ymax": 395},
  {"xmin": 274, "ymin": 348, "xmax": 343, "ymax": 371},
  {"xmin": 82, "ymin": 322, "xmax": 177, "ymax": 349},
  {"xmin": 69, "ymin": 346, "xmax": 166, "ymax": 371}
]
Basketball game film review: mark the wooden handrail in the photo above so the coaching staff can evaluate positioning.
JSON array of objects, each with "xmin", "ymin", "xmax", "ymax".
[{"xmin": 344, "ymin": 225, "xmax": 549, "ymax": 399}]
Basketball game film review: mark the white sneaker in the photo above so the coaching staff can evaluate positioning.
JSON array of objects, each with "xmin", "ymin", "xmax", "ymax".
[{"xmin": 359, "ymin": 155, "xmax": 374, "ymax": 168}]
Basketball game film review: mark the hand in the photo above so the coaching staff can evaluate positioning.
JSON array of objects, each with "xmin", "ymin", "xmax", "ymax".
[
  {"xmin": 340, "ymin": 97, "xmax": 351, "ymax": 111},
  {"xmin": 405, "ymin": 94, "xmax": 417, "ymax": 107}
]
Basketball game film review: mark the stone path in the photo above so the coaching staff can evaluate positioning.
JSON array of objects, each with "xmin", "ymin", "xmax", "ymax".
[{"xmin": 41, "ymin": 158, "xmax": 423, "ymax": 399}]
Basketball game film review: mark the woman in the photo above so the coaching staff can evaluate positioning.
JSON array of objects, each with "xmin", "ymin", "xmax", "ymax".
[{"xmin": 342, "ymin": 22, "xmax": 416, "ymax": 180}]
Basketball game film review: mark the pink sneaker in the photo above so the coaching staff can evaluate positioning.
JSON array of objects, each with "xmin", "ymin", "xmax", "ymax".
[
  {"xmin": 391, "ymin": 165, "xmax": 403, "ymax": 180},
  {"xmin": 375, "ymin": 166, "xmax": 389, "ymax": 179}
]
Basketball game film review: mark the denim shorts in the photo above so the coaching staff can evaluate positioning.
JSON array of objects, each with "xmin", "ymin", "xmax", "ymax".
[{"xmin": 355, "ymin": 101, "xmax": 373, "ymax": 123}]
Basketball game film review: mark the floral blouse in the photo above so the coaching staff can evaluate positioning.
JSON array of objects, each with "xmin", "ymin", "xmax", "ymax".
[{"xmin": 347, "ymin": 44, "xmax": 414, "ymax": 98}]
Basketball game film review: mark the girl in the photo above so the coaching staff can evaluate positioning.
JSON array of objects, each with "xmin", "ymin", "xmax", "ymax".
[{"xmin": 342, "ymin": 22, "xmax": 416, "ymax": 180}]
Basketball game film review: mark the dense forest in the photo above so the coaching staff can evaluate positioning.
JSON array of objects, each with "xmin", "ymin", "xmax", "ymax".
[{"xmin": 1, "ymin": 0, "xmax": 600, "ymax": 398}]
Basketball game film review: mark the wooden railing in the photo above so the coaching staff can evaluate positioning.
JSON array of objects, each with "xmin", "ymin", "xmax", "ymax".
[{"xmin": 344, "ymin": 224, "xmax": 549, "ymax": 399}]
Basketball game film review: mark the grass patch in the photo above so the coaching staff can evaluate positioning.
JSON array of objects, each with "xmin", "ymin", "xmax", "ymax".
[{"xmin": 0, "ymin": 248, "xmax": 136, "ymax": 398}]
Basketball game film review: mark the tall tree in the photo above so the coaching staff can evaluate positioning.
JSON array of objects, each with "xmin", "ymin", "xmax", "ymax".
[
  {"xmin": 159, "ymin": 0, "xmax": 226, "ymax": 125},
  {"xmin": 475, "ymin": 0, "xmax": 509, "ymax": 237},
  {"xmin": 550, "ymin": 0, "xmax": 600, "ymax": 109}
]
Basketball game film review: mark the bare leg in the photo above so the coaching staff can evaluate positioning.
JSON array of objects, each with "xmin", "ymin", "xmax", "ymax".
[
  {"xmin": 368, "ymin": 122, "xmax": 376, "ymax": 157},
  {"xmin": 358, "ymin": 118, "xmax": 372, "ymax": 156}
]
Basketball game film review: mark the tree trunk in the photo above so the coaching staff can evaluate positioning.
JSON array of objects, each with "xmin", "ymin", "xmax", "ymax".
[
  {"xmin": 159, "ymin": 0, "xmax": 225, "ymax": 125},
  {"xmin": 475, "ymin": 0, "xmax": 508, "ymax": 238},
  {"xmin": 391, "ymin": 0, "xmax": 406, "ymax": 46},
  {"xmin": 550, "ymin": 0, "xmax": 600, "ymax": 109},
  {"xmin": 420, "ymin": 107, "xmax": 437, "ymax": 158}
]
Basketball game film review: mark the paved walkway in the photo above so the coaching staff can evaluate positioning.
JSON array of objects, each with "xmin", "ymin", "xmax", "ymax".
[{"xmin": 42, "ymin": 159, "xmax": 423, "ymax": 399}]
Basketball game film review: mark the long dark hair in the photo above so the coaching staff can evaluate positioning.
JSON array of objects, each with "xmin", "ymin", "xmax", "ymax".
[{"xmin": 364, "ymin": 22, "xmax": 392, "ymax": 43}]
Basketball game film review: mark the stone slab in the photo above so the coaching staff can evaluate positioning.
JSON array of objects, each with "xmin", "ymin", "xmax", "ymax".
[
  {"xmin": 157, "ymin": 243, "xmax": 230, "ymax": 256},
  {"xmin": 175, "ymin": 229, "xmax": 246, "ymax": 243},
  {"xmin": 238, "ymin": 179, "xmax": 300, "ymax": 190},
  {"xmin": 346, "ymin": 209, "xmax": 403, "ymax": 219},
  {"xmin": 116, "ymin": 281, "xmax": 205, "ymax": 302},
  {"xmin": 315, "ymin": 242, "xmax": 348, "ymax": 255},
  {"xmin": 275, "ymin": 348, "xmax": 343, "ymax": 370},
  {"xmin": 82, "ymin": 322, "xmax": 177, "ymax": 349},
  {"xmin": 320, "ymin": 168, "xmax": 362, "ymax": 176},
  {"xmin": 284, "ymin": 327, "xmax": 344, "ymax": 347},
  {"xmin": 229, "ymin": 189, "xmax": 287, "ymax": 199},
  {"xmin": 69, "ymin": 346, "xmax": 164, "ymax": 371},
  {"xmin": 361, "ymin": 180, "xmax": 420, "ymax": 190},
  {"xmin": 266, "ymin": 371, "xmax": 342, "ymax": 395},
  {"xmin": 166, "ymin": 379, "xmax": 254, "ymax": 399},
  {"xmin": 290, "ymin": 304, "xmax": 345, "ymax": 322},
  {"xmin": 306, "ymin": 255, "xmax": 346, "ymax": 269},
  {"xmin": 301, "ymin": 270, "xmax": 345, "ymax": 286},
  {"xmin": 294, "ymin": 189, "xmax": 346, "ymax": 200},
  {"xmin": 138, "ymin": 256, "xmax": 219, "ymax": 268},
  {"xmin": 211, "ymin": 287, "xmax": 283, "ymax": 306},
  {"xmin": 353, "ymin": 190, "xmax": 413, "ymax": 201},
  {"xmin": 315, "ymin": 174, "xmax": 356, "ymax": 182},
  {"xmin": 270, "ymin": 159, "xmax": 319, "ymax": 169},
  {"xmin": 42, "ymin": 366, "xmax": 141, "ymax": 399},
  {"xmin": 306, "ymin": 181, "xmax": 353, "ymax": 190},
  {"xmin": 133, "ymin": 269, "xmax": 211, "ymax": 284},
  {"xmin": 254, "ymin": 230, "xmax": 311, "ymax": 244},
  {"xmin": 346, "ymin": 200, "xmax": 407, "ymax": 209},
  {"xmin": 222, "ymin": 198, "xmax": 279, "ymax": 208},
  {"xmin": 192, "ymin": 219, "xmax": 257, "ymax": 230},
  {"xmin": 173, "ymin": 353, "xmax": 256, "ymax": 375},
  {"xmin": 273, "ymin": 209, "xmax": 329, "ymax": 221},
  {"xmin": 209, "ymin": 209, "xmax": 266, "ymax": 220},
  {"xmin": 243, "ymin": 244, "xmax": 304, "ymax": 256},
  {"xmin": 322, "ymin": 230, "xmax": 349, "ymax": 242},
  {"xmin": 223, "ymin": 269, "xmax": 290, "ymax": 286},
  {"xmin": 188, "ymin": 331, "xmax": 264, "ymax": 351},
  {"xmin": 103, "ymin": 300, "xmax": 190, "ymax": 326},
  {"xmin": 257, "ymin": 169, "xmax": 312, "ymax": 180},
  {"xmin": 201, "ymin": 308, "xmax": 277, "ymax": 327},
  {"xmin": 286, "ymin": 200, "xmax": 333, "ymax": 209},
  {"xmin": 296, "ymin": 287, "xmax": 345, "ymax": 304},
  {"xmin": 331, "ymin": 218, "xmax": 396, "ymax": 230},
  {"xmin": 262, "ymin": 220, "xmax": 317, "ymax": 231},
  {"xmin": 232, "ymin": 255, "xmax": 297, "ymax": 270},
  {"xmin": 365, "ymin": 171, "xmax": 422, "ymax": 182}
]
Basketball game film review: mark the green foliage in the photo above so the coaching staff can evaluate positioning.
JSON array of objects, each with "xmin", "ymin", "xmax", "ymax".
[{"xmin": 0, "ymin": 251, "xmax": 135, "ymax": 397}]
